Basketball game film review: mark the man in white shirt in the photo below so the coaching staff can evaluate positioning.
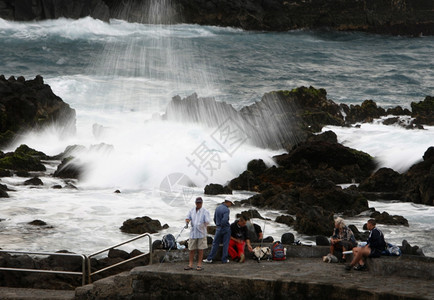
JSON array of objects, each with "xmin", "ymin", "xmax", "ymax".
[{"xmin": 185, "ymin": 197, "xmax": 211, "ymax": 271}]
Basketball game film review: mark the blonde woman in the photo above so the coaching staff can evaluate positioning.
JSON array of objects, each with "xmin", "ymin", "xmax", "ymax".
[{"xmin": 330, "ymin": 217, "xmax": 357, "ymax": 262}]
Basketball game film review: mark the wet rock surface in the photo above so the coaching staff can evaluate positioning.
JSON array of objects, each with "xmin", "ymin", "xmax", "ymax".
[
  {"xmin": 0, "ymin": 75, "xmax": 76, "ymax": 148},
  {"xmin": 120, "ymin": 216, "xmax": 169, "ymax": 234},
  {"xmin": 5, "ymin": 0, "xmax": 430, "ymax": 36}
]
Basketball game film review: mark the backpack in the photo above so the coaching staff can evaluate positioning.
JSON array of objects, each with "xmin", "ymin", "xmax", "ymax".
[
  {"xmin": 162, "ymin": 234, "xmax": 177, "ymax": 250},
  {"xmin": 382, "ymin": 243, "xmax": 402, "ymax": 256},
  {"xmin": 272, "ymin": 241, "xmax": 286, "ymax": 261}
]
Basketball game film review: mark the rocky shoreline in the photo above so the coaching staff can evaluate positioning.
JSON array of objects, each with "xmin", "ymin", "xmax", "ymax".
[
  {"xmin": 0, "ymin": 75, "xmax": 433, "ymax": 290},
  {"xmin": 0, "ymin": 0, "xmax": 433, "ymax": 36}
]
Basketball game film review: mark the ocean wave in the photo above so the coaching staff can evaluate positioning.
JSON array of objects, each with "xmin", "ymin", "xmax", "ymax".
[{"xmin": 0, "ymin": 17, "xmax": 228, "ymax": 41}]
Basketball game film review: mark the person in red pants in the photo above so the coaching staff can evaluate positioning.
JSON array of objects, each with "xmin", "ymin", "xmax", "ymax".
[{"xmin": 229, "ymin": 216, "xmax": 253, "ymax": 262}]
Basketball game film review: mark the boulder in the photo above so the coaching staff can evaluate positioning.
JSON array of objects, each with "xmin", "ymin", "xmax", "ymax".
[
  {"xmin": 120, "ymin": 216, "xmax": 169, "ymax": 234},
  {"xmin": 228, "ymin": 170, "xmax": 260, "ymax": 192},
  {"xmin": 294, "ymin": 206, "xmax": 334, "ymax": 236},
  {"xmin": 401, "ymin": 240, "xmax": 425, "ymax": 256},
  {"xmin": 0, "ymin": 183, "xmax": 9, "ymax": 198},
  {"xmin": 275, "ymin": 215, "xmax": 294, "ymax": 227},
  {"xmin": 281, "ymin": 233, "xmax": 295, "ymax": 245},
  {"xmin": 236, "ymin": 209, "xmax": 266, "ymax": 220},
  {"xmin": 411, "ymin": 96, "xmax": 434, "ymax": 125},
  {"xmin": 108, "ymin": 249, "xmax": 129, "ymax": 260},
  {"xmin": 0, "ymin": 75, "xmax": 76, "ymax": 148},
  {"xmin": 345, "ymin": 100, "xmax": 386, "ymax": 123},
  {"xmin": 247, "ymin": 159, "xmax": 267, "ymax": 176},
  {"xmin": 0, "ymin": 145, "xmax": 46, "ymax": 171},
  {"xmin": 348, "ymin": 224, "xmax": 369, "ymax": 242},
  {"xmin": 28, "ymin": 220, "xmax": 47, "ymax": 226},
  {"xmin": 359, "ymin": 168, "xmax": 403, "ymax": 192},
  {"xmin": 370, "ymin": 211, "xmax": 409, "ymax": 226},
  {"xmin": 402, "ymin": 147, "xmax": 434, "ymax": 206},
  {"xmin": 276, "ymin": 141, "xmax": 376, "ymax": 184},
  {"xmin": 24, "ymin": 176, "xmax": 43, "ymax": 186},
  {"xmin": 204, "ymin": 183, "xmax": 232, "ymax": 195},
  {"xmin": 53, "ymin": 157, "xmax": 83, "ymax": 179}
]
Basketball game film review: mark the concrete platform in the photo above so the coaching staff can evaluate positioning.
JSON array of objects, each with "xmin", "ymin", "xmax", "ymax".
[{"xmin": 76, "ymin": 257, "xmax": 434, "ymax": 299}]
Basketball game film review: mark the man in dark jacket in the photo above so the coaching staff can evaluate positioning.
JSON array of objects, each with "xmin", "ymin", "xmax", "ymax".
[{"xmin": 345, "ymin": 219, "xmax": 386, "ymax": 271}]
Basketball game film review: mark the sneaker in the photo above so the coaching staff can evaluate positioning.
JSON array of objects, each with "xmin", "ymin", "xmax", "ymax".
[
  {"xmin": 354, "ymin": 264, "xmax": 367, "ymax": 271},
  {"xmin": 203, "ymin": 259, "xmax": 212, "ymax": 263},
  {"xmin": 222, "ymin": 259, "xmax": 229, "ymax": 264},
  {"xmin": 345, "ymin": 265, "xmax": 352, "ymax": 271},
  {"xmin": 239, "ymin": 253, "xmax": 245, "ymax": 263}
]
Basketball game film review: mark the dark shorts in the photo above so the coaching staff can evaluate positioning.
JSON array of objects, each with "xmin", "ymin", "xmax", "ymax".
[{"xmin": 369, "ymin": 248, "xmax": 382, "ymax": 258}]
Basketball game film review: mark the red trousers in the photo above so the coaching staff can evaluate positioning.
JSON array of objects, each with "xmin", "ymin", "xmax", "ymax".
[{"xmin": 228, "ymin": 239, "xmax": 245, "ymax": 259}]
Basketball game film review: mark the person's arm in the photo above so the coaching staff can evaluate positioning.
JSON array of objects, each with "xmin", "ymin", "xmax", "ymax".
[
  {"xmin": 185, "ymin": 210, "xmax": 192, "ymax": 225},
  {"xmin": 221, "ymin": 207, "xmax": 230, "ymax": 226},
  {"xmin": 246, "ymin": 239, "xmax": 253, "ymax": 252}
]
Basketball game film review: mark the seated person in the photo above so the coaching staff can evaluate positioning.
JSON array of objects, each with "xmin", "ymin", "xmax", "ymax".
[
  {"xmin": 345, "ymin": 218, "xmax": 386, "ymax": 271},
  {"xmin": 229, "ymin": 216, "xmax": 253, "ymax": 262},
  {"xmin": 246, "ymin": 221, "xmax": 263, "ymax": 242},
  {"xmin": 330, "ymin": 217, "xmax": 357, "ymax": 262}
]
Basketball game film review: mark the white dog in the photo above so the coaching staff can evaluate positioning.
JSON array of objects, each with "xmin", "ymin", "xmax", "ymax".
[
  {"xmin": 253, "ymin": 246, "xmax": 272, "ymax": 262},
  {"xmin": 322, "ymin": 253, "xmax": 338, "ymax": 263}
]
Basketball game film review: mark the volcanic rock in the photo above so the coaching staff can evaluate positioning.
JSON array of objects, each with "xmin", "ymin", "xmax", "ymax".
[
  {"xmin": 28, "ymin": 220, "xmax": 47, "ymax": 226},
  {"xmin": 204, "ymin": 183, "xmax": 232, "ymax": 195},
  {"xmin": 0, "ymin": 75, "xmax": 76, "ymax": 148},
  {"xmin": 0, "ymin": 183, "xmax": 9, "ymax": 198},
  {"xmin": 294, "ymin": 206, "xmax": 334, "ymax": 236},
  {"xmin": 120, "ymin": 216, "xmax": 169, "ymax": 234},
  {"xmin": 401, "ymin": 240, "xmax": 425, "ymax": 256},
  {"xmin": 348, "ymin": 224, "xmax": 369, "ymax": 242},
  {"xmin": 275, "ymin": 215, "xmax": 295, "ymax": 227},
  {"xmin": 411, "ymin": 96, "xmax": 434, "ymax": 125},
  {"xmin": 402, "ymin": 147, "xmax": 434, "ymax": 206},
  {"xmin": 236, "ymin": 209, "xmax": 266, "ymax": 220},
  {"xmin": 370, "ymin": 211, "xmax": 409, "ymax": 226},
  {"xmin": 0, "ymin": 145, "xmax": 46, "ymax": 171},
  {"xmin": 53, "ymin": 157, "xmax": 83, "ymax": 179},
  {"xmin": 344, "ymin": 100, "xmax": 386, "ymax": 123},
  {"xmin": 24, "ymin": 176, "xmax": 43, "ymax": 186}
]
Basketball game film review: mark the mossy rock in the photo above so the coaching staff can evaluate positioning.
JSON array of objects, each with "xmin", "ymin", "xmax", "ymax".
[
  {"xmin": 0, "ymin": 151, "xmax": 45, "ymax": 171},
  {"xmin": 411, "ymin": 96, "xmax": 434, "ymax": 125}
]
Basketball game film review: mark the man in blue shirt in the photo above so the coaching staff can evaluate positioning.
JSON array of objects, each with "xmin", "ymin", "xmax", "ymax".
[
  {"xmin": 345, "ymin": 218, "xmax": 386, "ymax": 271},
  {"xmin": 185, "ymin": 197, "xmax": 211, "ymax": 271},
  {"xmin": 203, "ymin": 197, "xmax": 233, "ymax": 264}
]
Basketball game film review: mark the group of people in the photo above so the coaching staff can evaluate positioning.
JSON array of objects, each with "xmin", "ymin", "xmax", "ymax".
[
  {"xmin": 330, "ymin": 217, "xmax": 386, "ymax": 271},
  {"xmin": 184, "ymin": 197, "xmax": 255, "ymax": 271},
  {"xmin": 184, "ymin": 196, "xmax": 387, "ymax": 271}
]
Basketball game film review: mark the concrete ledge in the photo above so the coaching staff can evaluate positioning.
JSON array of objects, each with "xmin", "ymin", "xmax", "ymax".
[
  {"xmin": 75, "ymin": 258, "xmax": 434, "ymax": 300},
  {"xmin": 366, "ymin": 255, "xmax": 434, "ymax": 280},
  {"xmin": 152, "ymin": 244, "xmax": 330, "ymax": 263}
]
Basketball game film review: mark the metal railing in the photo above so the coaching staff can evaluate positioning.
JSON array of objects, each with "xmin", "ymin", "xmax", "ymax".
[
  {"xmin": 0, "ymin": 250, "xmax": 87, "ymax": 286},
  {"xmin": 87, "ymin": 233, "xmax": 152, "ymax": 283}
]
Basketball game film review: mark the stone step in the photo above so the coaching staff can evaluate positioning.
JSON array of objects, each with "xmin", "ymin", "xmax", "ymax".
[{"xmin": 0, "ymin": 287, "xmax": 74, "ymax": 300}]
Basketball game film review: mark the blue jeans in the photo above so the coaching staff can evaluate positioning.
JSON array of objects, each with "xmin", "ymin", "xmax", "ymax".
[{"xmin": 207, "ymin": 226, "xmax": 230, "ymax": 262}]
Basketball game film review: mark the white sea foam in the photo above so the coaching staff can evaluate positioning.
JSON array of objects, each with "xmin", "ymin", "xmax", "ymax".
[{"xmin": 324, "ymin": 123, "xmax": 434, "ymax": 173}]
